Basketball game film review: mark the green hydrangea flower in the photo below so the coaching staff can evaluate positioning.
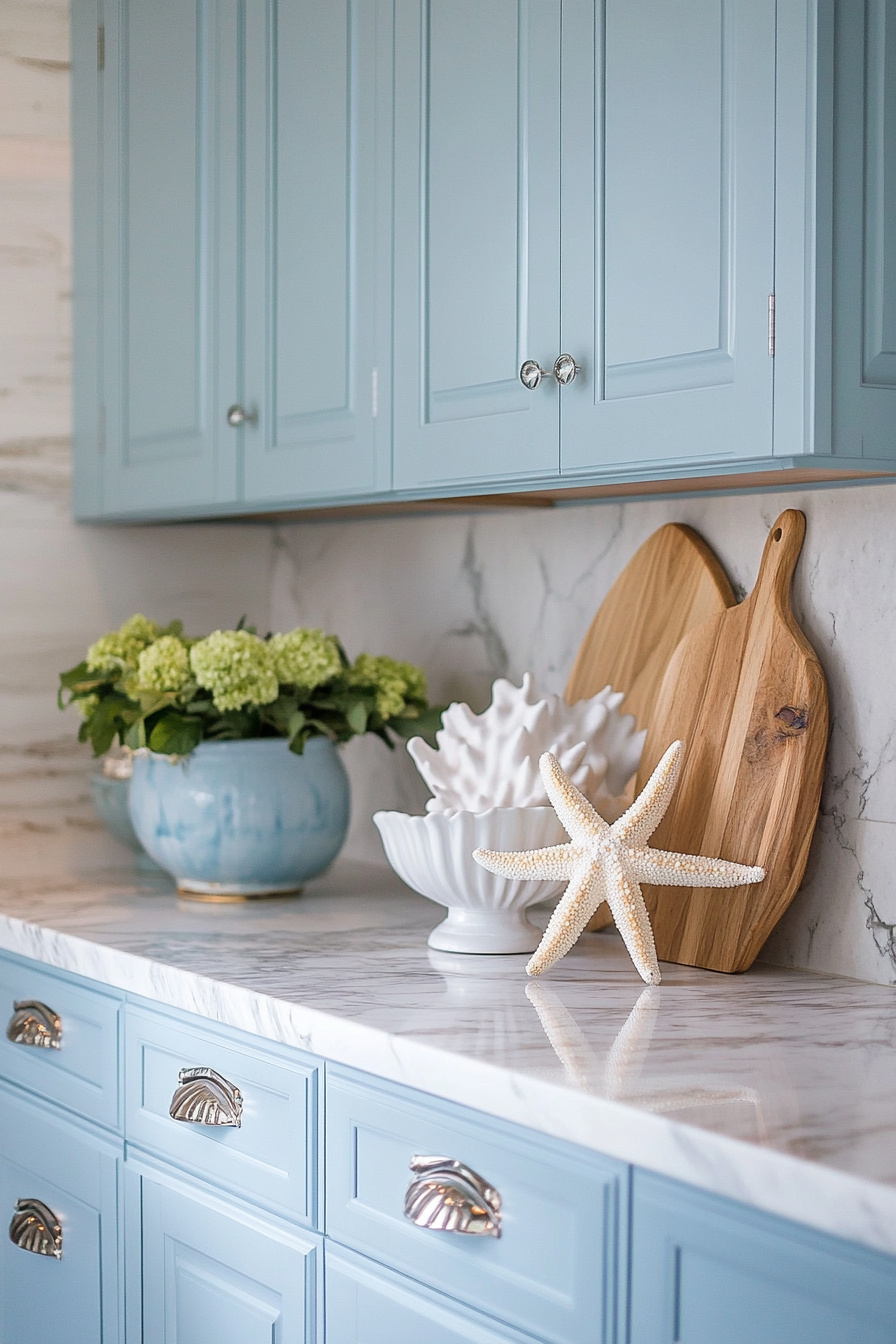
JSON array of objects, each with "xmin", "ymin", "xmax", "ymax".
[
  {"xmin": 137, "ymin": 635, "xmax": 191, "ymax": 695},
  {"xmin": 268, "ymin": 628, "xmax": 342, "ymax": 689},
  {"xmin": 349, "ymin": 654, "xmax": 428, "ymax": 721},
  {"xmin": 189, "ymin": 630, "xmax": 279, "ymax": 712},
  {"xmin": 87, "ymin": 613, "xmax": 162, "ymax": 675}
]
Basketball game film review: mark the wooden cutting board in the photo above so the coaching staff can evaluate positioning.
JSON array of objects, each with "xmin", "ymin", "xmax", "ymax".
[
  {"xmin": 636, "ymin": 510, "xmax": 828, "ymax": 973},
  {"xmin": 566, "ymin": 523, "xmax": 735, "ymax": 932},
  {"xmin": 565, "ymin": 523, "xmax": 736, "ymax": 729}
]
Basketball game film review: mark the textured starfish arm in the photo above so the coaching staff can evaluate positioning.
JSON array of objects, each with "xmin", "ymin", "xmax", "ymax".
[
  {"xmin": 603, "ymin": 856, "xmax": 661, "ymax": 986},
  {"xmin": 539, "ymin": 752, "xmax": 608, "ymax": 844},
  {"xmin": 630, "ymin": 848, "xmax": 765, "ymax": 888},
  {"xmin": 614, "ymin": 741, "xmax": 683, "ymax": 848},
  {"xmin": 526, "ymin": 862, "xmax": 606, "ymax": 977},
  {"xmin": 472, "ymin": 843, "xmax": 577, "ymax": 881}
]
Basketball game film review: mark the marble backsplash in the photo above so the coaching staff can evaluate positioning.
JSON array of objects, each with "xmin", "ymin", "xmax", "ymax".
[
  {"xmin": 269, "ymin": 487, "xmax": 896, "ymax": 988},
  {"xmin": 3, "ymin": 0, "xmax": 896, "ymax": 990}
]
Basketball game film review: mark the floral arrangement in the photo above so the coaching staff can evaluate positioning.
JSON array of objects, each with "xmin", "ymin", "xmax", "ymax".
[{"xmin": 59, "ymin": 614, "xmax": 442, "ymax": 758}]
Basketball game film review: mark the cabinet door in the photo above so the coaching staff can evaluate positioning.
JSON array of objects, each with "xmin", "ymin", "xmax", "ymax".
[
  {"xmin": 0, "ymin": 1087, "xmax": 121, "ymax": 1344},
  {"xmin": 630, "ymin": 1170, "xmax": 896, "ymax": 1344},
  {"xmin": 134, "ymin": 1166, "xmax": 320, "ymax": 1344},
  {"xmin": 326, "ymin": 1245, "xmax": 540, "ymax": 1344},
  {"xmin": 392, "ymin": 0, "xmax": 561, "ymax": 492},
  {"xmin": 241, "ymin": 0, "xmax": 390, "ymax": 505},
  {"xmin": 100, "ymin": 0, "xmax": 239, "ymax": 515},
  {"xmin": 560, "ymin": 0, "xmax": 776, "ymax": 476}
]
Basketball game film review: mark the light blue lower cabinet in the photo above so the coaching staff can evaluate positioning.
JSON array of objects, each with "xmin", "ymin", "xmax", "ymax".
[
  {"xmin": 325, "ymin": 1066, "xmax": 625, "ymax": 1344},
  {"xmin": 630, "ymin": 1169, "xmax": 896, "ymax": 1344},
  {"xmin": 325, "ymin": 1243, "xmax": 549, "ymax": 1343},
  {"xmin": 126, "ymin": 1157, "xmax": 322, "ymax": 1344},
  {"xmin": 0, "ymin": 1082, "xmax": 121, "ymax": 1344}
]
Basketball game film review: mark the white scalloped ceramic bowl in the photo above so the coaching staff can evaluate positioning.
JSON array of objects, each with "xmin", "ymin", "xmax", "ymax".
[{"xmin": 373, "ymin": 806, "xmax": 567, "ymax": 954}]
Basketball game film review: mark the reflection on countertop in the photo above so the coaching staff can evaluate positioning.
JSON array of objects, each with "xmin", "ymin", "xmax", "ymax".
[{"xmin": 2, "ymin": 827, "xmax": 896, "ymax": 1255}]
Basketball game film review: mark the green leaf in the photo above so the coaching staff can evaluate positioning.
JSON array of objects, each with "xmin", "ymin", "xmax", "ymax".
[
  {"xmin": 288, "ymin": 728, "xmax": 309, "ymax": 755},
  {"xmin": 287, "ymin": 710, "xmax": 306, "ymax": 739},
  {"xmin": 345, "ymin": 699, "xmax": 369, "ymax": 735},
  {"xmin": 148, "ymin": 713, "xmax": 203, "ymax": 756},
  {"xmin": 125, "ymin": 719, "xmax": 146, "ymax": 750},
  {"xmin": 389, "ymin": 704, "xmax": 445, "ymax": 746}
]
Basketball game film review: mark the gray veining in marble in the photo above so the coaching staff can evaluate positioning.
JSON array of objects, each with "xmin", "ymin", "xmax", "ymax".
[{"xmin": 4, "ymin": 834, "xmax": 896, "ymax": 1257}]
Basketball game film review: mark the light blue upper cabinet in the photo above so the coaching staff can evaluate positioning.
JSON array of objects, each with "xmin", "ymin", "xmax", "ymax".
[
  {"xmin": 97, "ymin": 0, "xmax": 240, "ymax": 516},
  {"xmin": 560, "ymin": 0, "xmax": 776, "ymax": 476},
  {"xmin": 71, "ymin": 0, "xmax": 896, "ymax": 518},
  {"xmin": 391, "ymin": 0, "xmax": 562, "ymax": 492},
  {"xmin": 240, "ymin": 0, "xmax": 389, "ymax": 505}
]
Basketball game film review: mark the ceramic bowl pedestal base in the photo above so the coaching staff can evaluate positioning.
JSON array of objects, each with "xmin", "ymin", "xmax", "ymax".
[{"xmin": 427, "ymin": 907, "xmax": 541, "ymax": 954}]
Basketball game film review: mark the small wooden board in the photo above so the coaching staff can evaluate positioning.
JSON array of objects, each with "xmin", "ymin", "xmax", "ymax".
[
  {"xmin": 565, "ymin": 523, "xmax": 736, "ymax": 730},
  {"xmin": 636, "ymin": 510, "xmax": 828, "ymax": 973}
]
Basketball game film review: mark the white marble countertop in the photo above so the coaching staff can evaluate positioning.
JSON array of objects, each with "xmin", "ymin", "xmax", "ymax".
[{"xmin": 3, "ymin": 839, "xmax": 896, "ymax": 1257}]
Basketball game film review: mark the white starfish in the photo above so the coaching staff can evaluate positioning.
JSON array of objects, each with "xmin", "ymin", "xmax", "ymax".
[{"xmin": 473, "ymin": 742, "xmax": 765, "ymax": 985}]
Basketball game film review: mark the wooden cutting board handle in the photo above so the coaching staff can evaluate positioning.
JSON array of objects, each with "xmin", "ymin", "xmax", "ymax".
[{"xmin": 744, "ymin": 509, "xmax": 806, "ymax": 624}]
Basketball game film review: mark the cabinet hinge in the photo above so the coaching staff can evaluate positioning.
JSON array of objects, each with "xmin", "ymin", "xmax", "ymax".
[
  {"xmin": 768, "ymin": 293, "xmax": 776, "ymax": 357},
  {"xmin": 371, "ymin": 368, "xmax": 378, "ymax": 419},
  {"xmin": 97, "ymin": 25, "xmax": 105, "ymax": 71}
]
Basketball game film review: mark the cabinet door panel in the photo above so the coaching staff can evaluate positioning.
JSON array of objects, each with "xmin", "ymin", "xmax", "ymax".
[
  {"xmin": 392, "ymin": 0, "xmax": 561, "ymax": 490},
  {"xmin": 137, "ymin": 1168, "xmax": 320, "ymax": 1344},
  {"xmin": 242, "ymin": 0, "xmax": 388, "ymax": 504},
  {"xmin": 630, "ymin": 1170, "xmax": 896, "ymax": 1344},
  {"xmin": 326, "ymin": 1245, "xmax": 538, "ymax": 1343},
  {"xmin": 101, "ymin": 0, "xmax": 239, "ymax": 513},
  {"xmin": 561, "ymin": 0, "xmax": 776, "ymax": 472},
  {"xmin": 0, "ymin": 1088, "xmax": 120, "ymax": 1344}
]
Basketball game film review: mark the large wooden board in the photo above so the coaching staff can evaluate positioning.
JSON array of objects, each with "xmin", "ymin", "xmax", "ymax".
[
  {"xmin": 566, "ymin": 523, "xmax": 735, "ymax": 934},
  {"xmin": 565, "ymin": 524, "xmax": 736, "ymax": 730},
  {"xmin": 636, "ymin": 510, "xmax": 828, "ymax": 973}
]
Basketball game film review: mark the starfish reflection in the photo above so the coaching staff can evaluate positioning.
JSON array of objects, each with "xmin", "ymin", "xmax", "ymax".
[{"xmin": 526, "ymin": 981, "xmax": 766, "ymax": 1137}]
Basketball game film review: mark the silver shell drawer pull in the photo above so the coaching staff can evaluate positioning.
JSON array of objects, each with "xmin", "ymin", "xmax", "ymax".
[
  {"xmin": 553, "ymin": 353, "xmax": 582, "ymax": 385},
  {"xmin": 404, "ymin": 1155, "xmax": 502, "ymax": 1238},
  {"xmin": 9, "ymin": 1199, "xmax": 63, "ymax": 1259},
  {"xmin": 225, "ymin": 403, "xmax": 258, "ymax": 427},
  {"xmin": 6, "ymin": 1001, "xmax": 62, "ymax": 1050},
  {"xmin": 169, "ymin": 1067, "xmax": 243, "ymax": 1127},
  {"xmin": 519, "ymin": 359, "xmax": 551, "ymax": 390}
]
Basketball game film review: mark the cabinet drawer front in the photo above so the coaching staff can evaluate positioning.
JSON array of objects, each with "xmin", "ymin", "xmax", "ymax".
[
  {"xmin": 136, "ymin": 1166, "xmax": 320, "ymax": 1344},
  {"xmin": 0, "ymin": 953, "xmax": 121, "ymax": 1129},
  {"xmin": 0, "ymin": 1086, "xmax": 121, "ymax": 1344},
  {"xmin": 630, "ymin": 1170, "xmax": 896, "ymax": 1344},
  {"xmin": 326, "ymin": 1244, "xmax": 540, "ymax": 1344},
  {"xmin": 325, "ymin": 1068, "xmax": 624, "ymax": 1344},
  {"xmin": 125, "ymin": 1005, "xmax": 318, "ymax": 1227}
]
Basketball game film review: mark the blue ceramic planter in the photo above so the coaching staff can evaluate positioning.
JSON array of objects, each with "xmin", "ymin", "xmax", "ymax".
[{"xmin": 128, "ymin": 737, "xmax": 350, "ymax": 898}]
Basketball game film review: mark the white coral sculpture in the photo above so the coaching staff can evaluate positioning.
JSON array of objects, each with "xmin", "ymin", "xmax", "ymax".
[{"xmin": 406, "ymin": 673, "xmax": 645, "ymax": 821}]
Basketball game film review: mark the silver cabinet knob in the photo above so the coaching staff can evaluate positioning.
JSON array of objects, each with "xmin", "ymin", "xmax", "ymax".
[
  {"xmin": 553, "ymin": 353, "xmax": 582, "ymax": 385},
  {"xmin": 404, "ymin": 1156, "xmax": 502, "ymax": 1238},
  {"xmin": 225, "ymin": 403, "xmax": 258, "ymax": 428},
  {"xmin": 519, "ymin": 359, "xmax": 551, "ymax": 390},
  {"xmin": 6, "ymin": 1001, "xmax": 62, "ymax": 1050},
  {"xmin": 169, "ymin": 1067, "xmax": 242, "ymax": 1127},
  {"xmin": 9, "ymin": 1199, "xmax": 63, "ymax": 1259}
]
